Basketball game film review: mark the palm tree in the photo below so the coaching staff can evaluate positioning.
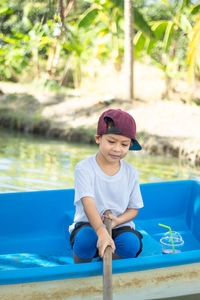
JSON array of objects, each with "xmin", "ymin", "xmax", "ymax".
[
  {"xmin": 114, "ymin": 0, "xmax": 154, "ymax": 102},
  {"xmin": 124, "ymin": 0, "xmax": 134, "ymax": 101}
]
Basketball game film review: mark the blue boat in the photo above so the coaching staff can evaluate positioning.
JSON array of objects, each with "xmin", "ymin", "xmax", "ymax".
[{"xmin": 0, "ymin": 180, "xmax": 200, "ymax": 299}]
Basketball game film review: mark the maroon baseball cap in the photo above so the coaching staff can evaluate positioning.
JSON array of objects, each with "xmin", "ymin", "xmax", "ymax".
[{"xmin": 97, "ymin": 109, "xmax": 142, "ymax": 151}]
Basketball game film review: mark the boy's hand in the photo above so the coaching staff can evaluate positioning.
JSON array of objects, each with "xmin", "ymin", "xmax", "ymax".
[
  {"xmin": 96, "ymin": 226, "xmax": 115, "ymax": 258},
  {"xmin": 102, "ymin": 213, "xmax": 120, "ymax": 229}
]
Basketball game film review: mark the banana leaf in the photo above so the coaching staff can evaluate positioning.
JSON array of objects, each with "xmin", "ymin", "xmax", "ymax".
[
  {"xmin": 187, "ymin": 18, "xmax": 200, "ymax": 82},
  {"xmin": 151, "ymin": 21, "xmax": 168, "ymax": 39},
  {"xmin": 134, "ymin": 9, "xmax": 155, "ymax": 40},
  {"xmin": 190, "ymin": 4, "xmax": 200, "ymax": 15},
  {"xmin": 146, "ymin": 39, "xmax": 157, "ymax": 55},
  {"xmin": 134, "ymin": 31, "xmax": 146, "ymax": 52},
  {"xmin": 78, "ymin": 8, "xmax": 99, "ymax": 29},
  {"xmin": 163, "ymin": 21, "xmax": 175, "ymax": 52}
]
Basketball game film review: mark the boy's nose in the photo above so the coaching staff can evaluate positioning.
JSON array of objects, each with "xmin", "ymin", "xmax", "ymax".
[{"xmin": 113, "ymin": 143, "xmax": 121, "ymax": 152}]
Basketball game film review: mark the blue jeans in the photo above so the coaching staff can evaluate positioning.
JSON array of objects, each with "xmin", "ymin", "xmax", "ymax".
[{"xmin": 70, "ymin": 223, "xmax": 143, "ymax": 260}]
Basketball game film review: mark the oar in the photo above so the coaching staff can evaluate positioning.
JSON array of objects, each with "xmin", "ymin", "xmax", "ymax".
[{"xmin": 103, "ymin": 209, "xmax": 113, "ymax": 300}]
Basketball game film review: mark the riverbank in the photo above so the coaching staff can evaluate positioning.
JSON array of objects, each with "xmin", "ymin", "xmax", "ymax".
[{"xmin": 0, "ymin": 64, "xmax": 200, "ymax": 167}]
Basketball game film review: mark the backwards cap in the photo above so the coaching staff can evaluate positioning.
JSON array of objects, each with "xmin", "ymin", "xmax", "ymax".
[{"xmin": 97, "ymin": 109, "xmax": 142, "ymax": 151}]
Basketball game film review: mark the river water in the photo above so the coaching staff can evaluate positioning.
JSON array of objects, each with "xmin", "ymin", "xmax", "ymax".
[{"xmin": 0, "ymin": 128, "xmax": 199, "ymax": 193}]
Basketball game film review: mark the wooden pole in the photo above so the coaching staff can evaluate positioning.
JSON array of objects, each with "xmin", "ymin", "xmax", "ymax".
[{"xmin": 103, "ymin": 210, "xmax": 113, "ymax": 300}]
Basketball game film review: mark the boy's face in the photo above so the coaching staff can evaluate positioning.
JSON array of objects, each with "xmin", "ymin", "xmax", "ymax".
[{"xmin": 95, "ymin": 134, "xmax": 131, "ymax": 164}]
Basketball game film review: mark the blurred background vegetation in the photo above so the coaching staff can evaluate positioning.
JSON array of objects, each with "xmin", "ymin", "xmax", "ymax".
[
  {"xmin": 0, "ymin": 0, "xmax": 200, "ymax": 101},
  {"xmin": 1, "ymin": 0, "xmax": 200, "ymax": 191}
]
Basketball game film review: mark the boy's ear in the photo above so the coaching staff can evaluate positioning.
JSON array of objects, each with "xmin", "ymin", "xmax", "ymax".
[{"xmin": 95, "ymin": 134, "xmax": 101, "ymax": 145}]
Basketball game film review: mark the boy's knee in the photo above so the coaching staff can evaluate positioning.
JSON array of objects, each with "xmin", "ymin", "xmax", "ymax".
[
  {"xmin": 73, "ymin": 227, "xmax": 98, "ymax": 260},
  {"xmin": 114, "ymin": 232, "xmax": 141, "ymax": 259}
]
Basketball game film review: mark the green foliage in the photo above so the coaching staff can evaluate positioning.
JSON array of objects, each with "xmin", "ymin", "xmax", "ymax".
[
  {"xmin": 190, "ymin": 4, "xmax": 200, "ymax": 15},
  {"xmin": 78, "ymin": 8, "xmax": 99, "ymax": 28},
  {"xmin": 134, "ymin": 8, "xmax": 155, "ymax": 39},
  {"xmin": 0, "ymin": 0, "xmax": 155, "ymax": 85},
  {"xmin": 135, "ymin": 0, "xmax": 200, "ymax": 83},
  {"xmin": 110, "ymin": 0, "xmax": 155, "ymax": 38},
  {"xmin": 0, "ymin": 0, "xmax": 199, "ymax": 91},
  {"xmin": 187, "ymin": 16, "xmax": 200, "ymax": 83},
  {"xmin": 142, "ymin": 2, "xmax": 173, "ymax": 22}
]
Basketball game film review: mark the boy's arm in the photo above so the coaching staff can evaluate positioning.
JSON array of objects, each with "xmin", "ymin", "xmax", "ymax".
[
  {"xmin": 103, "ymin": 208, "xmax": 139, "ymax": 229},
  {"xmin": 81, "ymin": 196, "xmax": 115, "ymax": 257}
]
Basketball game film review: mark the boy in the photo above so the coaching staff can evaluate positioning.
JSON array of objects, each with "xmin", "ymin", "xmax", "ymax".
[{"xmin": 69, "ymin": 109, "xmax": 143, "ymax": 263}]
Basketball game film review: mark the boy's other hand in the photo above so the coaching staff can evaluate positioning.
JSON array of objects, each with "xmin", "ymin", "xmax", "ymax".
[
  {"xmin": 96, "ymin": 227, "xmax": 115, "ymax": 258},
  {"xmin": 102, "ymin": 213, "xmax": 120, "ymax": 229}
]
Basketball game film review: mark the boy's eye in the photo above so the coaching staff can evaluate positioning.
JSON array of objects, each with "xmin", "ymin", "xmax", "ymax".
[
  {"xmin": 108, "ymin": 140, "xmax": 114, "ymax": 143},
  {"xmin": 122, "ymin": 144, "xmax": 129, "ymax": 147}
]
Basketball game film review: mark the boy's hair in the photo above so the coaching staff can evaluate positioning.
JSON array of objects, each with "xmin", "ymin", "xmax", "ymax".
[
  {"xmin": 97, "ymin": 109, "xmax": 142, "ymax": 151},
  {"xmin": 104, "ymin": 117, "xmax": 114, "ymax": 129}
]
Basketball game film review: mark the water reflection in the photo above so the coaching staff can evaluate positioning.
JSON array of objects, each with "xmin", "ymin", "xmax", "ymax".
[{"xmin": 0, "ymin": 129, "xmax": 199, "ymax": 192}]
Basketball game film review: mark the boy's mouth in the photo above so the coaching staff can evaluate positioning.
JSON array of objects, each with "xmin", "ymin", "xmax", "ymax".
[{"xmin": 109, "ymin": 154, "xmax": 120, "ymax": 159}]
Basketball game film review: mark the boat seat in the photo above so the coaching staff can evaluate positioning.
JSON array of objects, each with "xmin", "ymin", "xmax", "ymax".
[{"xmin": 136, "ymin": 227, "xmax": 162, "ymax": 257}]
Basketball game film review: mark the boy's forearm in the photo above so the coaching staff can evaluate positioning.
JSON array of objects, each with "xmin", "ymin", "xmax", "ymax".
[
  {"xmin": 81, "ymin": 197, "xmax": 105, "ymax": 235},
  {"xmin": 81, "ymin": 197, "xmax": 115, "ymax": 257},
  {"xmin": 117, "ymin": 208, "xmax": 138, "ymax": 226},
  {"xmin": 81, "ymin": 197, "xmax": 138, "ymax": 230}
]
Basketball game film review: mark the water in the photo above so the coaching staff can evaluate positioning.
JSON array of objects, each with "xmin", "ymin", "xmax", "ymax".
[{"xmin": 0, "ymin": 128, "xmax": 199, "ymax": 193}]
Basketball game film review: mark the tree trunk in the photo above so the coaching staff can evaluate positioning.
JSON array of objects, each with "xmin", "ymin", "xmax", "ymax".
[{"xmin": 124, "ymin": 0, "xmax": 134, "ymax": 102}]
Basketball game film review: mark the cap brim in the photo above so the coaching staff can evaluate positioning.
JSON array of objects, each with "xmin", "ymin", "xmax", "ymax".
[{"xmin": 129, "ymin": 139, "xmax": 142, "ymax": 151}]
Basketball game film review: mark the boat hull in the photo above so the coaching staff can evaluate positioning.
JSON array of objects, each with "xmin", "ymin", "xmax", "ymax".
[{"xmin": 1, "ymin": 263, "xmax": 200, "ymax": 299}]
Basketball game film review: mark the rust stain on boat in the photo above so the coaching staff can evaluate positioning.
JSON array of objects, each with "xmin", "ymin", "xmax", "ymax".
[{"xmin": 1, "ymin": 263, "xmax": 200, "ymax": 300}]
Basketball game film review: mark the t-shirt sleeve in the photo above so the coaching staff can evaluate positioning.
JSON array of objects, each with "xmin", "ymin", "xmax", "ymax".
[
  {"xmin": 74, "ymin": 166, "xmax": 95, "ymax": 204},
  {"xmin": 128, "ymin": 169, "xmax": 144, "ymax": 209}
]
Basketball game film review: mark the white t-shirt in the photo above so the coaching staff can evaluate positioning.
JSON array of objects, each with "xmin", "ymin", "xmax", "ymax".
[{"xmin": 69, "ymin": 154, "xmax": 143, "ymax": 233}]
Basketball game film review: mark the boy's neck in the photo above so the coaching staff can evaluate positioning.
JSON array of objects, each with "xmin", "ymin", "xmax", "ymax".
[{"xmin": 96, "ymin": 152, "xmax": 120, "ymax": 176}]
